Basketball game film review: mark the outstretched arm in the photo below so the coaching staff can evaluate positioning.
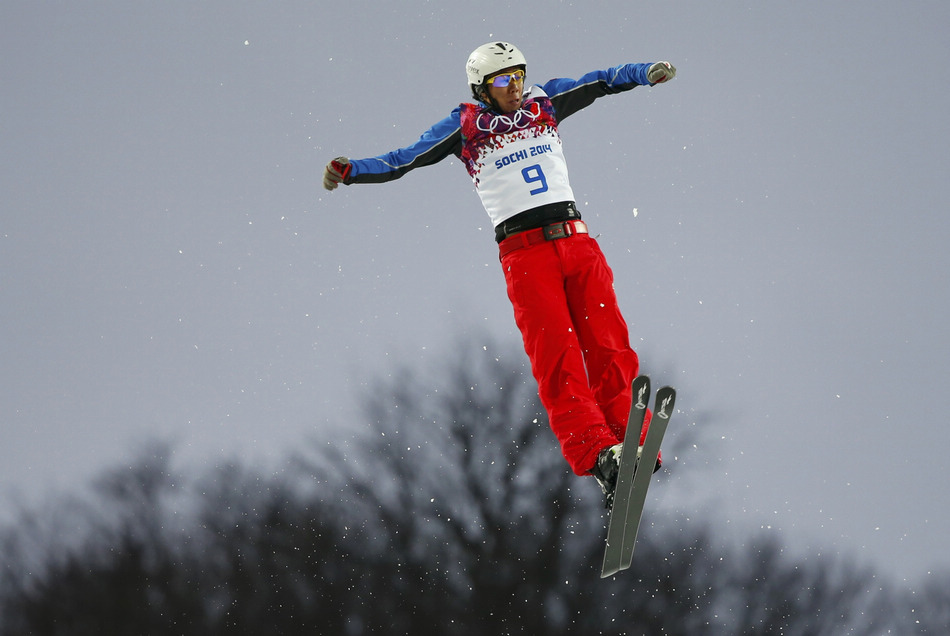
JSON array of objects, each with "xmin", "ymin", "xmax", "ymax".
[
  {"xmin": 322, "ymin": 110, "xmax": 463, "ymax": 191},
  {"xmin": 544, "ymin": 61, "xmax": 676, "ymax": 121}
]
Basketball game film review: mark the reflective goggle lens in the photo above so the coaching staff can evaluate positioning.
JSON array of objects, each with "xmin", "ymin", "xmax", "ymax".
[{"xmin": 487, "ymin": 69, "xmax": 525, "ymax": 87}]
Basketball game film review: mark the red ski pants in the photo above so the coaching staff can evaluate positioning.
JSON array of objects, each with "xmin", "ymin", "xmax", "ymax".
[{"xmin": 500, "ymin": 232, "xmax": 653, "ymax": 476}]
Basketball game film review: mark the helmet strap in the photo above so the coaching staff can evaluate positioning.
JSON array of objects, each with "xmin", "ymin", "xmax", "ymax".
[{"xmin": 475, "ymin": 85, "xmax": 503, "ymax": 112}]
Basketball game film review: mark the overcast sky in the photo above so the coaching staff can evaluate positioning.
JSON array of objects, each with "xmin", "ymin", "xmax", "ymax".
[{"xmin": 3, "ymin": 1, "xmax": 950, "ymax": 582}]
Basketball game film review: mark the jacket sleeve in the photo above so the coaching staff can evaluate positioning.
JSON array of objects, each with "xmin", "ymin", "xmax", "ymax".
[
  {"xmin": 542, "ymin": 63, "xmax": 654, "ymax": 122},
  {"xmin": 346, "ymin": 109, "xmax": 463, "ymax": 184}
]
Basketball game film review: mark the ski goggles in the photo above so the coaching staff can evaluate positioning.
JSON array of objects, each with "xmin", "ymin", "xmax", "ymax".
[{"xmin": 486, "ymin": 69, "xmax": 525, "ymax": 87}]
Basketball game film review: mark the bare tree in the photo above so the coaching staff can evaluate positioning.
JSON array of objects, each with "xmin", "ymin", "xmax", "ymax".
[
  {"xmin": 294, "ymin": 336, "xmax": 599, "ymax": 634},
  {"xmin": 0, "ymin": 334, "xmax": 942, "ymax": 635},
  {"xmin": 0, "ymin": 441, "xmax": 208, "ymax": 635},
  {"xmin": 901, "ymin": 571, "xmax": 950, "ymax": 634}
]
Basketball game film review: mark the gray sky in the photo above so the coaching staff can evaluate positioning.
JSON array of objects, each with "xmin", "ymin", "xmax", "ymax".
[{"xmin": 3, "ymin": 1, "xmax": 949, "ymax": 582}]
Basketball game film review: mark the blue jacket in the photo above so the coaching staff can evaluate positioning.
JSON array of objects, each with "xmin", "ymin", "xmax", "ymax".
[{"xmin": 346, "ymin": 63, "xmax": 655, "ymax": 184}]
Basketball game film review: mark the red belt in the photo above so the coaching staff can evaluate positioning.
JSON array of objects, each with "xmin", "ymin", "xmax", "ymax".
[{"xmin": 497, "ymin": 220, "xmax": 589, "ymax": 258}]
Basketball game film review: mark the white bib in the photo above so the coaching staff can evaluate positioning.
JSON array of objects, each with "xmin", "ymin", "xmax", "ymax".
[
  {"xmin": 460, "ymin": 88, "xmax": 576, "ymax": 227},
  {"xmin": 475, "ymin": 127, "xmax": 575, "ymax": 227}
]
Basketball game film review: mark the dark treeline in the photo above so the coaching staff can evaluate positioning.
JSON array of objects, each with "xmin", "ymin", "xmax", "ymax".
[{"xmin": 1, "ymin": 339, "xmax": 947, "ymax": 634}]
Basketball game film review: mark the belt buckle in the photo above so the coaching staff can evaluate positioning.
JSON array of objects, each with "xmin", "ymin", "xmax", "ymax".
[{"xmin": 543, "ymin": 222, "xmax": 572, "ymax": 241}]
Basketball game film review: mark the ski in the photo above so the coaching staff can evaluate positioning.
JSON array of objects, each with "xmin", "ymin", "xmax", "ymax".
[
  {"xmin": 601, "ymin": 380, "xmax": 676, "ymax": 578},
  {"xmin": 601, "ymin": 375, "xmax": 650, "ymax": 577}
]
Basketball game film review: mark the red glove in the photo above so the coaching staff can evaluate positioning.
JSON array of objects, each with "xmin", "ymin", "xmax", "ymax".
[{"xmin": 323, "ymin": 156, "xmax": 351, "ymax": 191}]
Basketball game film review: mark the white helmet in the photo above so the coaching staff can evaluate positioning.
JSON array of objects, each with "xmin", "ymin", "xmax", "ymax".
[{"xmin": 465, "ymin": 42, "xmax": 526, "ymax": 95}]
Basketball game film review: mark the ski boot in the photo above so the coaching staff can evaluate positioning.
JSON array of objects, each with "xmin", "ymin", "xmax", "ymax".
[{"xmin": 590, "ymin": 444, "xmax": 623, "ymax": 510}]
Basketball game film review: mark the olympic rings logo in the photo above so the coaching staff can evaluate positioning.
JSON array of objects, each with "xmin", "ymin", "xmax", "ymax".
[{"xmin": 476, "ymin": 101, "xmax": 542, "ymax": 134}]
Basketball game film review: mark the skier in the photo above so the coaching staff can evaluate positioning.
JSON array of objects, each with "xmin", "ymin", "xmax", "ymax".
[{"xmin": 323, "ymin": 42, "xmax": 676, "ymax": 508}]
